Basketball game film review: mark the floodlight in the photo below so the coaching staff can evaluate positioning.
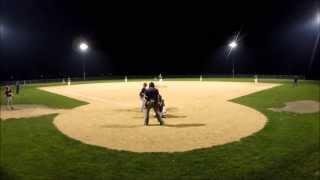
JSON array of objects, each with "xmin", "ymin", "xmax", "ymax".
[
  {"xmin": 79, "ymin": 42, "xmax": 88, "ymax": 52},
  {"xmin": 229, "ymin": 41, "xmax": 238, "ymax": 49},
  {"xmin": 316, "ymin": 12, "xmax": 320, "ymax": 25}
]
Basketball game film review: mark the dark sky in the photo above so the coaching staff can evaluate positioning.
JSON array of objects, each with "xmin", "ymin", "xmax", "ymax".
[{"xmin": 1, "ymin": 0, "xmax": 319, "ymax": 80}]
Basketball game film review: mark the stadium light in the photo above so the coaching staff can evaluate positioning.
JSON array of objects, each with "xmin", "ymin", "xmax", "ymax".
[
  {"xmin": 78, "ymin": 42, "xmax": 89, "ymax": 80},
  {"xmin": 229, "ymin": 41, "xmax": 238, "ymax": 49},
  {"xmin": 307, "ymin": 12, "xmax": 320, "ymax": 78},
  {"xmin": 227, "ymin": 40, "xmax": 239, "ymax": 79},
  {"xmin": 79, "ymin": 42, "xmax": 89, "ymax": 52}
]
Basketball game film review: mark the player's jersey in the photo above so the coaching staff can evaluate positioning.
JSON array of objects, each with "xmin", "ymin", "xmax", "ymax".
[
  {"xmin": 5, "ymin": 89, "xmax": 12, "ymax": 97},
  {"xmin": 139, "ymin": 87, "xmax": 147, "ymax": 98},
  {"xmin": 145, "ymin": 88, "xmax": 159, "ymax": 102}
]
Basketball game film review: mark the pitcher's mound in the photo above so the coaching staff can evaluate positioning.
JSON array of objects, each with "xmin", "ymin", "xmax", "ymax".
[{"xmin": 269, "ymin": 100, "xmax": 320, "ymax": 113}]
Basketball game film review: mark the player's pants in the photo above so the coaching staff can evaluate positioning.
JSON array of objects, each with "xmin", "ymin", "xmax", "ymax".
[
  {"xmin": 6, "ymin": 96, "xmax": 13, "ymax": 109},
  {"xmin": 16, "ymin": 87, "xmax": 20, "ymax": 94},
  {"xmin": 140, "ymin": 97, "xmax": 145, "ymax": 112},
  {"xmin": 144, "ymin": 101, "xmax": 164, "ymax": 125}
]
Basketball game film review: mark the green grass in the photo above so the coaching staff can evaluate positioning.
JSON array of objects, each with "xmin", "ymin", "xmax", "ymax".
[
  {"xmin": 1, "ymin": 80, "xmax": 319, "ymax": 180},
  {"xmin": 1, "ymin": 86, "xmax": 87, "ymax": 109}
]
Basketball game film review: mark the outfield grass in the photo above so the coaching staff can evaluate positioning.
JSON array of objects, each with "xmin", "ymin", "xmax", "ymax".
[
  {"xmin": 1, "ymin": 86, "xmax": 87, "ymax": 109},
  {"xmin": 1, "ymin": 80, "xmax": 319, "ymax": 180}
]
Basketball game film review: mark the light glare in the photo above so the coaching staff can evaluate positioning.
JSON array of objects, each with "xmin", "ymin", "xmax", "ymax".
[
  {"xmin": 229, "ymin": 41, "xmax": 238, "ymax": 49},
  {"xmin": 79, "ymin": 42, "xmax": 88, "ymax": 52},
  {"xmin": 316, "ymin": 12, "xmax": 320, "ymax": 25}
]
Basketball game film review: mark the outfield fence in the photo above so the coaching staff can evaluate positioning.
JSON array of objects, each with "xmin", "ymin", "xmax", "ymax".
[{"xmin": 0, "ymin": 74, "xmax": 309, "ymax": 86}]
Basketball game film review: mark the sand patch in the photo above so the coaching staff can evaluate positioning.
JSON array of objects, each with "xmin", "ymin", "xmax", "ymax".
[
  {"xmin": 1, "ymin": 105, "xmax": 66, "ymax": 120},
  {"xmin": 41, "ymin": 81, "xmax": 279, "ymax": 152},
  {"xmin": 269, "ymin": 100, "xmax": 320, "ymax": 113}
]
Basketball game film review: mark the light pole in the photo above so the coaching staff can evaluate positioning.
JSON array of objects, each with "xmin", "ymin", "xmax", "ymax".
[
  {"xmin": 0, "ymin": 24, "xmax": 3, "ymax": 40},
  {"xmin": 79, "ymin": 42, "xmax": 89, "ymax": 80},
  {"xmin": 307, "ymin": 12, "xmax": 320, "ymax": 78},
  {"xmin": 228, "ymin": 40, "xmax": 238, "ymax": 79}
]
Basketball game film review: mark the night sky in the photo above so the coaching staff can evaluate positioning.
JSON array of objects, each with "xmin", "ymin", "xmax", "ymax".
[{"xmin": 1, "ymin": 0, "xmax": 319, "ymax": 80}]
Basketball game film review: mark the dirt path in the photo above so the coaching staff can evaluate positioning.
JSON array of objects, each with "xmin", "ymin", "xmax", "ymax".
[
  {"xmin": 41, "ymin": 81, "xmax": 279, "ymax": 152},
  {"xmin": 1, "ymin": 105, "xmax": 66, "ymax": 120},
  {"xmin": 269, "ymin": 100, "xmax": 320, "ymax": 113}
]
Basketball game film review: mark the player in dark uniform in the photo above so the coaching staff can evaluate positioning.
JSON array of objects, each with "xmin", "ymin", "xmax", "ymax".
[
  {"xmin": 139, "ymin": 82, "xmax": 148, "ymax": 112},
  {"xmin": 144, "ymin": 82, "xmax": 164, "ymax": 126},
  {"xmin": 15, "ymin": 81, "xmax": 20, "ymax": 95},
  {"xmin": 293, "ymin": 75, "xmax": 298, "ymax": 87},
  {"xmin": 4, "ymin": 86, "xmax": 14, "ymax": 110}
]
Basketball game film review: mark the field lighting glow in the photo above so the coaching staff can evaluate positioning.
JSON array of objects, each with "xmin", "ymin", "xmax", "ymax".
[
  {"xmin": 316, "ymin": 12, "xmax": 320, "ymax": 25},
  {"xmin": 79, "ymin": 42, "xmax": 89, "ymax": 52}
]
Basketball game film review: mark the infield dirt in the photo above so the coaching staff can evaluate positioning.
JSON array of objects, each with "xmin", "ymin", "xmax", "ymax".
[{"xmin": 41, "ymin": 81, "xmax": 279, "ymax": 152}]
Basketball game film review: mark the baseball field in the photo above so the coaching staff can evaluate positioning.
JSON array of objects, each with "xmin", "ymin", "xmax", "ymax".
[{"xmin": 0, "ymin": 78, "xmax": 319, "ymax": 179}]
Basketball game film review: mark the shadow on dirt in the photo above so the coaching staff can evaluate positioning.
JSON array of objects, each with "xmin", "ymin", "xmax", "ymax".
[
  {"xmin": 164, "ymin": 123, "xmax": 205, "ymax": 128},
  {"xmin": 100, "ymin": 124, "xmax": 142, "ymax": 128},
  {"xmin": 101, "ymin": 123, "xmax": 205, "ymax": 128}
]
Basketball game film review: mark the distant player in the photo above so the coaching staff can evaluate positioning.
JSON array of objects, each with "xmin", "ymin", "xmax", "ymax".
[
  {"xmin": 139, "ymin": 82, "xmax": 147, "ymax": 112},
  {"xmin": 254, "ymin": 75, "xmax": 258, "ymax": 84},
  {"xmin": 15, "ymin": 81, "xmax": 20, "ymax": 95},
  {"xmin": 4, "ymin": 86, "xmax": 14, "ymax": 110},
  {"xmin": 144, "ymin": 82, "xmax": 164, "ymax": 126},
  {"xmin": 159, "ymin": 73, "xmax": 163, "ymax": 82},
  {"xmin": 67, "ymin": 77, "xmax": 71, "ymax": 86},
  {"xmin": 293, "ymin": 75, "xmax": 298, "ymax": 87}
]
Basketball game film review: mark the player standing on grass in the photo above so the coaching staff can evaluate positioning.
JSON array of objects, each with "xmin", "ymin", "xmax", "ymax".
[
  {"xmin": 15, "ymin": 81, "xmax": 20, "ymax": 94},
  {"xmin": 144, "ymin": 82, "xmax": 164, "ymax": 126},
  {"xmin": 4, "ymin": 85, "xmax": 14, "ymax": 110},
  {"xmin": 293, "ymin": 75, "xmax": 299, "ymax": 87},
  {"xmin": 139, "ymin": 82, "xmax": 147, "ymax": 112}
]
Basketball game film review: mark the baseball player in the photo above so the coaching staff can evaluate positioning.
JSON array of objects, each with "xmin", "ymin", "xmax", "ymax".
[
  {"xmin": 254, "ymin": 75, "xmax": 258, "ymax": 84},
  {"xmin": 139, "ymin": 82, "xmax": 147, "ymax": 112},
  {"xmin": 4, "ymin": 85, "xmax": 14, "ymax": 110},
  {"xmin": 293, "ymin": 75, "xmax": 299, "ymax": 87},
  {"xmin": 158, "ymin": 94, "xmax": 167, "ymax": 118},
  {"xmin": 159, "ymin": 73, "xmax": 163, "ymax": 82},
  {"xmin": 144, "ymin": 82, "xmax": 164, "ymax": 126},
  {"xmin": 67, "ymin": 77, "xmax": 71, "ymax": 86},
  {"xmin": 15, "ymin": 81, "xmax": 20, "ymax": 95}
]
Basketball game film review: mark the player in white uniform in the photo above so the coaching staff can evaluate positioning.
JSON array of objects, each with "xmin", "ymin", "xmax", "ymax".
[{"xmin": 139, "ymin": 83, "xmax": 147, "ymax": 112}]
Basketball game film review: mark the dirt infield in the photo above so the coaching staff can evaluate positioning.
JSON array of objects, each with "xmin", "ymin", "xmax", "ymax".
[
  {"xmin": 269, "ymin": 100, "xmax": 320, "ymax": 113},
  {"xmin": 1, "ymin": 105, "xmax": 66, "ymax": 120},
  {"xmin": 41, "ymin": 81, "xmax": 279, "ymax": 152}
]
